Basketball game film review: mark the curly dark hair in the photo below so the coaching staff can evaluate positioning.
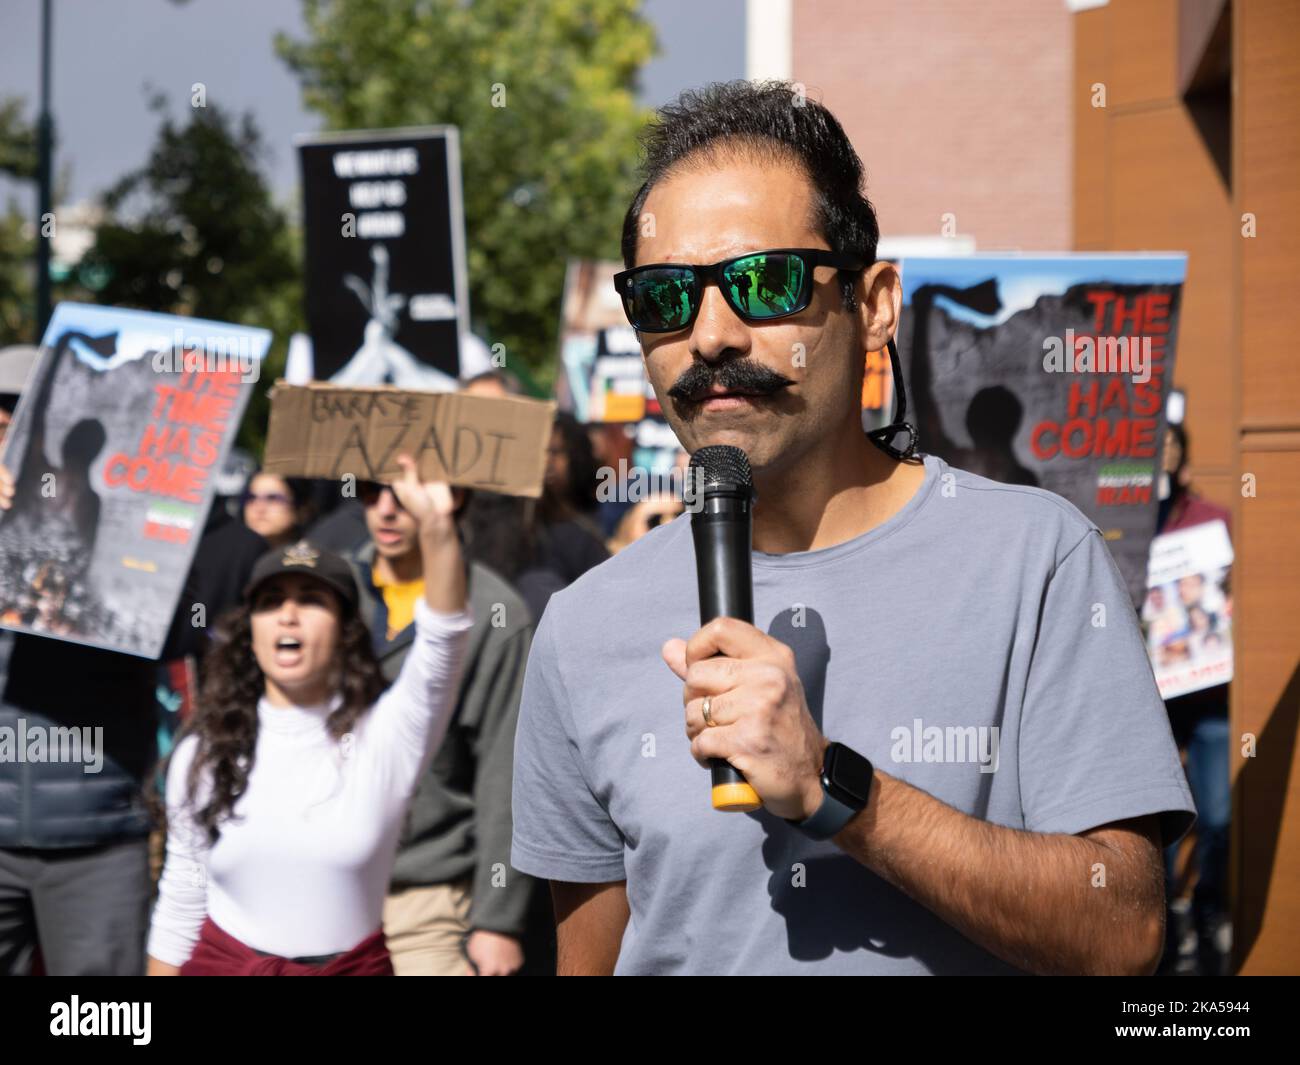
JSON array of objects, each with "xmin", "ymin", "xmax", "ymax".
[
  {"xmin": 154, "ymin": 597, "xmax": 386, "ymax": 844},
  {"xmin": 620, "ymin": 80, "xmax": 880, "ymax": 310}
]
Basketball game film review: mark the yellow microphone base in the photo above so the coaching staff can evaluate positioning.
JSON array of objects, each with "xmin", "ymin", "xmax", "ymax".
[{"xmin": 712, "ymin": 781, "xmax": 762, "ymax": 812}]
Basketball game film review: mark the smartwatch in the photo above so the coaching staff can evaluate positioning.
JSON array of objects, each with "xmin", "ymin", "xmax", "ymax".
[{"xmin": 788, "ymin": 741, "xmax": 874, "ymax": 841}]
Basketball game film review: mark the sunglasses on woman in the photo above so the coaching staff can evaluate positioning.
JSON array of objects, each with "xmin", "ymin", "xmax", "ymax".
[
  {"xmin": 243, "ymin": 491, "xmax": 292, "ymax": 507},
  {"xmin": 612, "ymin": 248, "xmax": 865, "ymax": 333}
]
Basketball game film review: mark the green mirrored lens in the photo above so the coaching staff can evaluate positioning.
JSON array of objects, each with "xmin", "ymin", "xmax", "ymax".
[
  {"xmin": 722, "ymin": 253, "xmax": 806, "ymax": 318},
  {"xmin": 627, "ymin": 269, "xmax": 695, "ymax": 329}
]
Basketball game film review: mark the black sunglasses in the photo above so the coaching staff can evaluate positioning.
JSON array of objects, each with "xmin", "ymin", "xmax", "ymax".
[
  {"xmin": 612, "ymin": 248, "xmax": 864, "ymax": 333},
  {"xmin": 357, "ymin": 480, "xmax": 404, "ymax": 509}
]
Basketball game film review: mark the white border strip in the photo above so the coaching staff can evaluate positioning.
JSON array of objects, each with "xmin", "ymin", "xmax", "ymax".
[{"xmin": 746, "ymin": 0, "xmax": 793, "ymax": 81}]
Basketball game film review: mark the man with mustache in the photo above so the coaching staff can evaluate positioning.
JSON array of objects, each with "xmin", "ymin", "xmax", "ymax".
[{"xmin": 511, "ymin": 81, "xmax": 1194, "ymax": 975}]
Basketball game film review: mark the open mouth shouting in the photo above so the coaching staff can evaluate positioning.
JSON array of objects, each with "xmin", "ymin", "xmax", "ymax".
[{"xmin": 274, "ymin": 635, "xmax": 305, "ymax": 668}]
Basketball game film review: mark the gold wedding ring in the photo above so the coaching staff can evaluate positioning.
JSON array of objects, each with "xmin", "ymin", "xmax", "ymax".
[{"xmin": 702, "ymin": 696, "xmax": 714, "ymax": 727}]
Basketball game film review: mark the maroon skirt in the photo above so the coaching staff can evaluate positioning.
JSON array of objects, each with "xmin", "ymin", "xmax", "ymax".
[{"xmin": 180, "ymin": 917, "xmax": 394, "ymax": 976}]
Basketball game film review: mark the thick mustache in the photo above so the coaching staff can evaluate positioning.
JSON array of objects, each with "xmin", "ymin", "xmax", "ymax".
[{"xmin": 667, "ymin": 360, "xmax": 795, "ymax": 402}]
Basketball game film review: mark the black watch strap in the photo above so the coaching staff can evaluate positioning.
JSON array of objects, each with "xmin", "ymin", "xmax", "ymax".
[{"xmin": 788, "ymin": 742, "xmax": 873, "ymax": 841}]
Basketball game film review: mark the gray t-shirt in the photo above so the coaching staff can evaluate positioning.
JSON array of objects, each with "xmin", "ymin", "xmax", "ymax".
[{"xmin": 511, "ymin": 453, "xmax": 1195, "ymax": 975}]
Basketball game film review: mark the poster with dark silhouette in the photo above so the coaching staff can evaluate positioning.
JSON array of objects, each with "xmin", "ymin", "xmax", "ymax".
[
  {"xmin": 0, "ymin": 304, "xmax": 269, "ymax": 658},
  {"xmin": 895, "ymin": 255, "xmax": 1186, "ymax": 605},
  {"xmin": 299, "ymin": 128, "xmax": 468, "ymax": 388}
]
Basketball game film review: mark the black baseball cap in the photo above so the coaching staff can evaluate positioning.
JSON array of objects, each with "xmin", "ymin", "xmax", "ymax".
[{"xmin": 244, "ymin": 540, "xmax": 359, "ymax": 613}]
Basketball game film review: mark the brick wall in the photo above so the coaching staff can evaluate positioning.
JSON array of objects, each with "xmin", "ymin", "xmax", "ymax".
[{"xmin": 791, "ymin": 0, "xmax": 1073, "ymax": 249}]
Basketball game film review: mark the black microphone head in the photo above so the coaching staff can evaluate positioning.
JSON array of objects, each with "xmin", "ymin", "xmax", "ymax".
[{"xmin": 689, "ymin": 444, "xmax": 753, "ymax": 494}]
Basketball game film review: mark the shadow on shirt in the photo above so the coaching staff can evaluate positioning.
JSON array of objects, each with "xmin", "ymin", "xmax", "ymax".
[{"xmin": 751, "ymin": 607, "xmax": 1022, "ymax": 974}]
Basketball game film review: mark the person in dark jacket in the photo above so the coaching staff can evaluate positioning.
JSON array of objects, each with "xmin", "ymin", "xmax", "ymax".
[
  {"xmin": 353, "ymin": 477, "xmax": 536, "ymax": 975},
  {"xmin": 0, "ymin": 632, "xmax": 155, "ymax": 976},
  {"xmin": 307, "ymin": 496, "xmax": 368, "ymax": 555},
  {"xmin": 0, "ymin": 458, "xmax": 265, "ymax": 976}
]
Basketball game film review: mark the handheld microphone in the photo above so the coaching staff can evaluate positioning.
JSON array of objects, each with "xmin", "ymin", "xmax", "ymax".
[{"xmin": 688, "ymin": 444, "xmax": 762, "ymax": 813}]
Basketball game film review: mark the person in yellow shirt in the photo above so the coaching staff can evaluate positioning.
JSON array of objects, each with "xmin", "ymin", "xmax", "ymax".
[{"xmin": 351, "ymin": 477, "xmax": 538, "ymax": 977}]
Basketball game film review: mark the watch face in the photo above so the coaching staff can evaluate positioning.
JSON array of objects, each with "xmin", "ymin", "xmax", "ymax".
[{"xmin": 825, "ymin": 743, "xmax": 873, "ymax": 808}]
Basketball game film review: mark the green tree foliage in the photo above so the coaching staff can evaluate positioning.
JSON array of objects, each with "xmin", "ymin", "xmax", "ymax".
[
  {"xmin": 0, "ymin": 98, "xmax": 38, "ymax": 181},
  {"xmin": 82, "ymin": 98, "xmax": 296, "ymax": 326},
  {"xmin": 0, "ymin": 205, "xmax": 34, "ymax": 346},
  {"xmin": 277, "ymin": 0, "xmax": 656, "ymax": 385},
  {"xmin": 0, "ymin": 97, "xmax": 38, "ymax": 344},
  {"xmin": 80, "ymin": 99, "xmax": 303, "ymax": 455}
]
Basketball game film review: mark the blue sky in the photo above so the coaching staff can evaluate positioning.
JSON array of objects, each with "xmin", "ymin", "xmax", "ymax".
[{"xmin": 0, "ymin": 0, "xmax": 745, "ymax": 210}]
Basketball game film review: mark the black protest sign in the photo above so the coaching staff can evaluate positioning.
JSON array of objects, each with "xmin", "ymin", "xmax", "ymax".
[{"xmin": 299, "ymin": 128, "xmax": 469, "ymax": 388}]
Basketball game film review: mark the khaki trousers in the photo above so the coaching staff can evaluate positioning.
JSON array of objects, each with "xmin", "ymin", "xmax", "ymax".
[{"xmin": 383, "ymin": 879, "xmax": 473, "ymax": 976}]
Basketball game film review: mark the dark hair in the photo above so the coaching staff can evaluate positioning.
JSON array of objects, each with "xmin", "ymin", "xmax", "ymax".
[
  {"xmin": 546, "ymin": 411, "xmax": 601, "ymax": 518},
  {"xmin": 244, "ymin": 469, "xmax": 313, "ymax": 510},
  {"xmin": 462, "ymin": 491, "xmax": 539, "ymax": 581},
  {"xmin": 620, "ymin": 80, "xmax": 880, "ymax": 310},
  {"xmin": 1167, "ymin": 422, "xmax": 1188, "ymax": 472},
  {"xmin": 462, "ymin": 368, "xmax": 524, "ymax": 395},
  {"xmin": 150, "ymin": 598, "xmax": 385, "ymax": 844}
]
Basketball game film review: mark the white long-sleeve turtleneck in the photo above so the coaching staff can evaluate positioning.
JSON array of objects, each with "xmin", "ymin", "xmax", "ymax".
[{"xmin": 147, "ymin": 597, "xmax": 473, "ymax": 966}]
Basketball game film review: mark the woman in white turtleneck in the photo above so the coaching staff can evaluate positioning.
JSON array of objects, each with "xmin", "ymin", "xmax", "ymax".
[{"xmin": 146, "ymin": 455, "xmax": 472, "ymax": 975}]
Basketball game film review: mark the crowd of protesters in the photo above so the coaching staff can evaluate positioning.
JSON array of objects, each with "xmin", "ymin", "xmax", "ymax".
[
  {"xmin": 0, "ymin": 355, "xmax": 668, "ymax": 977},
  {"xmin": 0, "ymin": 351, "xmax": 1229, "ymax": 976}
]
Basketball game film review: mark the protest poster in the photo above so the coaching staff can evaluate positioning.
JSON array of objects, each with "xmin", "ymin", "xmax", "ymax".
[
  {"xmin": 299, "ymin": 127, "xmax": 469, "ymax": 388},
  {"xmin": 262, "ymin": 381, "xmax": 555, "ymax": 498},
  {"xmin": 1143, "ymin": 519, "xmax": 1234, "ymax": 699},
  {"xmin": 557, "ymin": 259, "xmax": 632, "ymax": 421},
  {"xmin": 894, "ymin": 254, "xmax": 1187, "ymax": 605},
  {"xmin": 556, "ymin": 258, "xmax": 680, "ymax": 473},
  {"xmin": 0, "ymin": 304, "xmax": 268, "ymax": 658}
]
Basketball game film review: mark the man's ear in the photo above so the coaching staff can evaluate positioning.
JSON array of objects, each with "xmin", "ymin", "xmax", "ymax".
[{"xmin": 857, "ymin": 261, "xmax": 902, "ymax": 354}]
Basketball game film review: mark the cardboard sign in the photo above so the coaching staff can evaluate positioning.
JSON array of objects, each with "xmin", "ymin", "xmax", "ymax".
[{"xmin": 262, "ymin": 381, "xmax": 555, "ymax": 498}]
